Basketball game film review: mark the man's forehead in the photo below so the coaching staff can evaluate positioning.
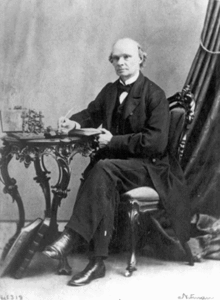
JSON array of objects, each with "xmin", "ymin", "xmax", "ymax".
[{"xmin": 112, "ymin": 39, "xmax": 138, "ymax": 55}]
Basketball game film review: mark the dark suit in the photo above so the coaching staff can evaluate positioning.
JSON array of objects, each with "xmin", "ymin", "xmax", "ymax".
[{"xmin": 66, "ymin": 72, "xmax": 190, "ymax": 257}]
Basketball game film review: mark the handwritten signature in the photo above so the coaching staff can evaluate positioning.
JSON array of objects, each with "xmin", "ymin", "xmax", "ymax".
[{"xmin": 178, "ymin": 293, "xmax": 214, "ymax": 300}]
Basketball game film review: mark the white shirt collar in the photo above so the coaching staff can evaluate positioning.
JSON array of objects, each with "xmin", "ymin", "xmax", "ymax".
[{"xmin": 119, "ymin": 71, "xmax": 140, "ymax": 86}]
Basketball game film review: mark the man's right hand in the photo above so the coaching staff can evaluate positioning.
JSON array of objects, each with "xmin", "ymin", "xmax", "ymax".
[{"xmin": 58, "ymin": 117, "xmax": 81, "ymax": 134}]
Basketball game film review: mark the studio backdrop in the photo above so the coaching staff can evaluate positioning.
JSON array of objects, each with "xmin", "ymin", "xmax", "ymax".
[{"xmin": 0, "ymin": 0, "xmax": 215, "ymax": 223}]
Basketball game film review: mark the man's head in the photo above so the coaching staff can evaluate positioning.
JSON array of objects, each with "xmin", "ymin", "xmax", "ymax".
[{"xmin": 109, "ymin": 38, "xmax": 147, "ymax": 82}]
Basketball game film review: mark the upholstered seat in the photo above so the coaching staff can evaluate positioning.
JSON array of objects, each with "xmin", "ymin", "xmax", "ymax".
[
  {"xmin": 122, "ymin": 85, "xmax": 195, "ymax": 276},
  {"xmin": 122, "ymin": 187, "xmax": 159, "ymax": 211}
]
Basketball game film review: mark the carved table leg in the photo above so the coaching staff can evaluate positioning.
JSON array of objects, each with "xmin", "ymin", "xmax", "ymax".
[
  {"xmin": 49, "ymin": 152, "xmax": 72, "ymax": 275},
  {"xmin": 33, "ymin": 155, "xmax": 59, "ymax": 250},
  {"xmin": 57, "ymin": 256, "xmax": 72, "ymax": 275},
  {"xmin": 0, "ymin": 146, "xmax": 25, "ymax": 260},
  {"xmin": 34, "ymin": 155, "xmax": 51, "ymax": 219},
  {"xmin": 33, "ymin": 151, "xmax": 72, "ymax": 274}
]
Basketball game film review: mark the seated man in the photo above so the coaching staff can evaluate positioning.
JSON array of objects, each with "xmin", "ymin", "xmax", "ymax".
[{"xmin": 43, "ymin": 37, "xmax": 190, "ymax": 286}]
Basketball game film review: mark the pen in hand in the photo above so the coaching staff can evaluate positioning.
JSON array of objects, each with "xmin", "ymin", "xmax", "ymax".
[
  {"xmin": 57, "ymin": 107, "xmax": 74, "ymax": 133},
  {"xmin": 64, "ymin": 107, "xmax": 75, "ymax": 119}
]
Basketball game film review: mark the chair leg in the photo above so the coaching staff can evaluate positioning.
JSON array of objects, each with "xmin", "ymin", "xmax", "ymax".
[
  {"xmin": 125, "ymin": 203, "xmax": 139, "ymax": 277},
  {"xmin": 181, "ymin": 241, "xmax": 194, "ymax": 266}
]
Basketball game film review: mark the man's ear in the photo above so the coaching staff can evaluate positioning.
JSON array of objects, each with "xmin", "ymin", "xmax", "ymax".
[
  {"xmin": 139, "ymin": 52, "xmax": 147, "ymax": 67},
  {"xmin": 138, "ymin": 56, "xmax": 143, "ymax": 67}
]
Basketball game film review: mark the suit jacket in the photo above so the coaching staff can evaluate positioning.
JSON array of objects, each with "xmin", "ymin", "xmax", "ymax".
[{"xmin": 70, "ymin": 72, "xmax": 191, "ymax": 242}]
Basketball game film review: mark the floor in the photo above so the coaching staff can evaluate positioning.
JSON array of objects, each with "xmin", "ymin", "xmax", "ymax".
[{"xmin": 0, "ymin": 222, "xmax": 219, "ymax": 300}]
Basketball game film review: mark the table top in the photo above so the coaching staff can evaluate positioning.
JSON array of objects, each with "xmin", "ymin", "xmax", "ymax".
[{"xmin": 1, "ymin": 128, "xmax": 102, "ymax": 145}]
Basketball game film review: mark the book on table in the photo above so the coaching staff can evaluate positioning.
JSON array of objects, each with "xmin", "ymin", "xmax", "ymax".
[
  {"xmin": 14, "ymin": 217, "xmax": 50, "ymax": 279},
  {"xmin": 69, "ymin": 128, "xmax": 102, "ymax": 136},
  {"xmin": 0, "ymin": 218, "xmax": 43, "ymax": 277}
]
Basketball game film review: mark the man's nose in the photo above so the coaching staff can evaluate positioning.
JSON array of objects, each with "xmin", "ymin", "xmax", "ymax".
[{"xmin": 117, "ymin": 57, "xmax": 125, "ymax": 65}]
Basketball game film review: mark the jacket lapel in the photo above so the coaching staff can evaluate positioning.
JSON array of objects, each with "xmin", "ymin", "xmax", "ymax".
[
  {"xmin": 105, "ymin": 81, "xmax": 118, "ymax": 129},
  {"xmin": 122, "ymin": 72, "xmax": 145, "ymax": 119}
]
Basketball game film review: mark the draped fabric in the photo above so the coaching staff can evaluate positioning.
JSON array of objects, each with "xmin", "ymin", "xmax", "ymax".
[
  {"xmin": 181, "ymin": 0, "xmax": 220, "ymax": 218},
  {"xmin": 167, "ymin": 0, "xmax": 220, "ymax": 260}
]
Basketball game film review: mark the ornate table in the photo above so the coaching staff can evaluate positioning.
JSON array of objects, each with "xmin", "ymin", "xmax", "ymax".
[{"xmin": 0, "ymin": 132, "xmax": 98, "ymax": 262}]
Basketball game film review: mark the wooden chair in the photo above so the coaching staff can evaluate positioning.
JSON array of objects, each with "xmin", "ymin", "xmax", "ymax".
[{"xmin": 121, "ymin": 85, "xmax": 195, "ymax": 276}]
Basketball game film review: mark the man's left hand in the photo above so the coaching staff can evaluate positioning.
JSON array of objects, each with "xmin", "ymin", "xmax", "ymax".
[{"xmin": 98, "ymin": 128, "xmax": 113, "ymax": 148}]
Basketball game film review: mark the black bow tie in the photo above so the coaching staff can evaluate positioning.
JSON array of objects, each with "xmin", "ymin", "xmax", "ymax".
[{"xmin": 117, "ymin": 82, "xmax": 132, "ymax": 94}]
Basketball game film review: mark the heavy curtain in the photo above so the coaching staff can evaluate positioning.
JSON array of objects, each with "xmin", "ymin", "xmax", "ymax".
[
  {"xmin": 182, "ymin": 0, "xmax": 220, "ymax": 219},
  {"xmin": 149, "ymin": 0, "xmax": 220, "ymax": 261}
]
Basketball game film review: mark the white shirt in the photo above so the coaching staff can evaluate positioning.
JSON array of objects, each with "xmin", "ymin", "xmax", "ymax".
[{"xmin": 119, "ymin": 72, "xmax": 140, "ymax": 104}]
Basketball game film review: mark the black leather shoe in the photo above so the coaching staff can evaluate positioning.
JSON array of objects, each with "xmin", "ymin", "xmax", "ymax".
[
  {"xmin": 68, "ymin": 259, "xmax": 106, "ymax": 286},
  {"xmin": 42, "ymin": 230, "xmax": 73, "ymax": 259}
]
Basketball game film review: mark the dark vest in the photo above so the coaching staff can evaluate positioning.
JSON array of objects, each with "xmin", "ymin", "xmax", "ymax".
[
  {"xmin": 111, "ymin": 96, "xmax": 128, "ymax": 135},
  {"xmin": 111, "ymin": 83, "xmax": 134, "ymax": 135}
]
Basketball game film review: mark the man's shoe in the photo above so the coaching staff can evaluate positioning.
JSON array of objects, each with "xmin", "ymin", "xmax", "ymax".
[
  {"xmin": 68, "ymin": 259, "xmax": 106, "ymax": 286},
  {"xmin": 42, "ymin": 230, "xmax": 73, "ymax": 259}
]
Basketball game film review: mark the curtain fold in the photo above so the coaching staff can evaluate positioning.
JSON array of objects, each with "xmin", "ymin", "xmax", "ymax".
[{"xmin": 182, "ymin": 0, "xmax": 220, "ymax": 217}]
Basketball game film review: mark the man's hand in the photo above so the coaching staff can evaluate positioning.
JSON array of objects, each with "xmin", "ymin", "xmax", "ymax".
[
  {"xmin": 58, "ymin": 117, "xmax": 81, "ymax": 134},
  {"xmin": 98, "ymin": 128, "xmax": 113, "ymax": 148}
]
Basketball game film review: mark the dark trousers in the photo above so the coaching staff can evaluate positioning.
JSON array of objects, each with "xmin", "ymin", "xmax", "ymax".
[{"xmin": 66, "ymin": 158, "xmax": 154, "ymax": 258}]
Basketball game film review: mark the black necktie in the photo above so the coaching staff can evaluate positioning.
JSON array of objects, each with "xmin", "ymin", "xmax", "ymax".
[{"xmin": 117, "ymin": 82, "xmax": 132, "ymax": 95}]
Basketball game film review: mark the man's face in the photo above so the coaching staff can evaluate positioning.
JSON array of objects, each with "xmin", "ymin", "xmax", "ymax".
[{"xmin": 111, "ymin": 39, "xmax": 142, "ymax": 81}]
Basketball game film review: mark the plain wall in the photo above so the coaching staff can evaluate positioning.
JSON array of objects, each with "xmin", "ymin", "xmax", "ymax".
[{"xmin": 0, "ymin": 0, "xmax": 208, "ymax": 221}]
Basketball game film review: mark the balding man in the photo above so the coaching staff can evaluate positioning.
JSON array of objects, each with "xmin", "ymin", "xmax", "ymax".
[{"xmin": 43, "ymin": 38, "xmax": 190, "ymax": 286}]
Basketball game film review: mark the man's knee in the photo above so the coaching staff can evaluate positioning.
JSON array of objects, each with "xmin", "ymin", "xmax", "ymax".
[
  {"xmin": 93, "ymin": 159, "xmax": 114, "ymax": 173},
  {"xmin": 89, "ymin": 159, "xmax": 119, "ymax": 183}
]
